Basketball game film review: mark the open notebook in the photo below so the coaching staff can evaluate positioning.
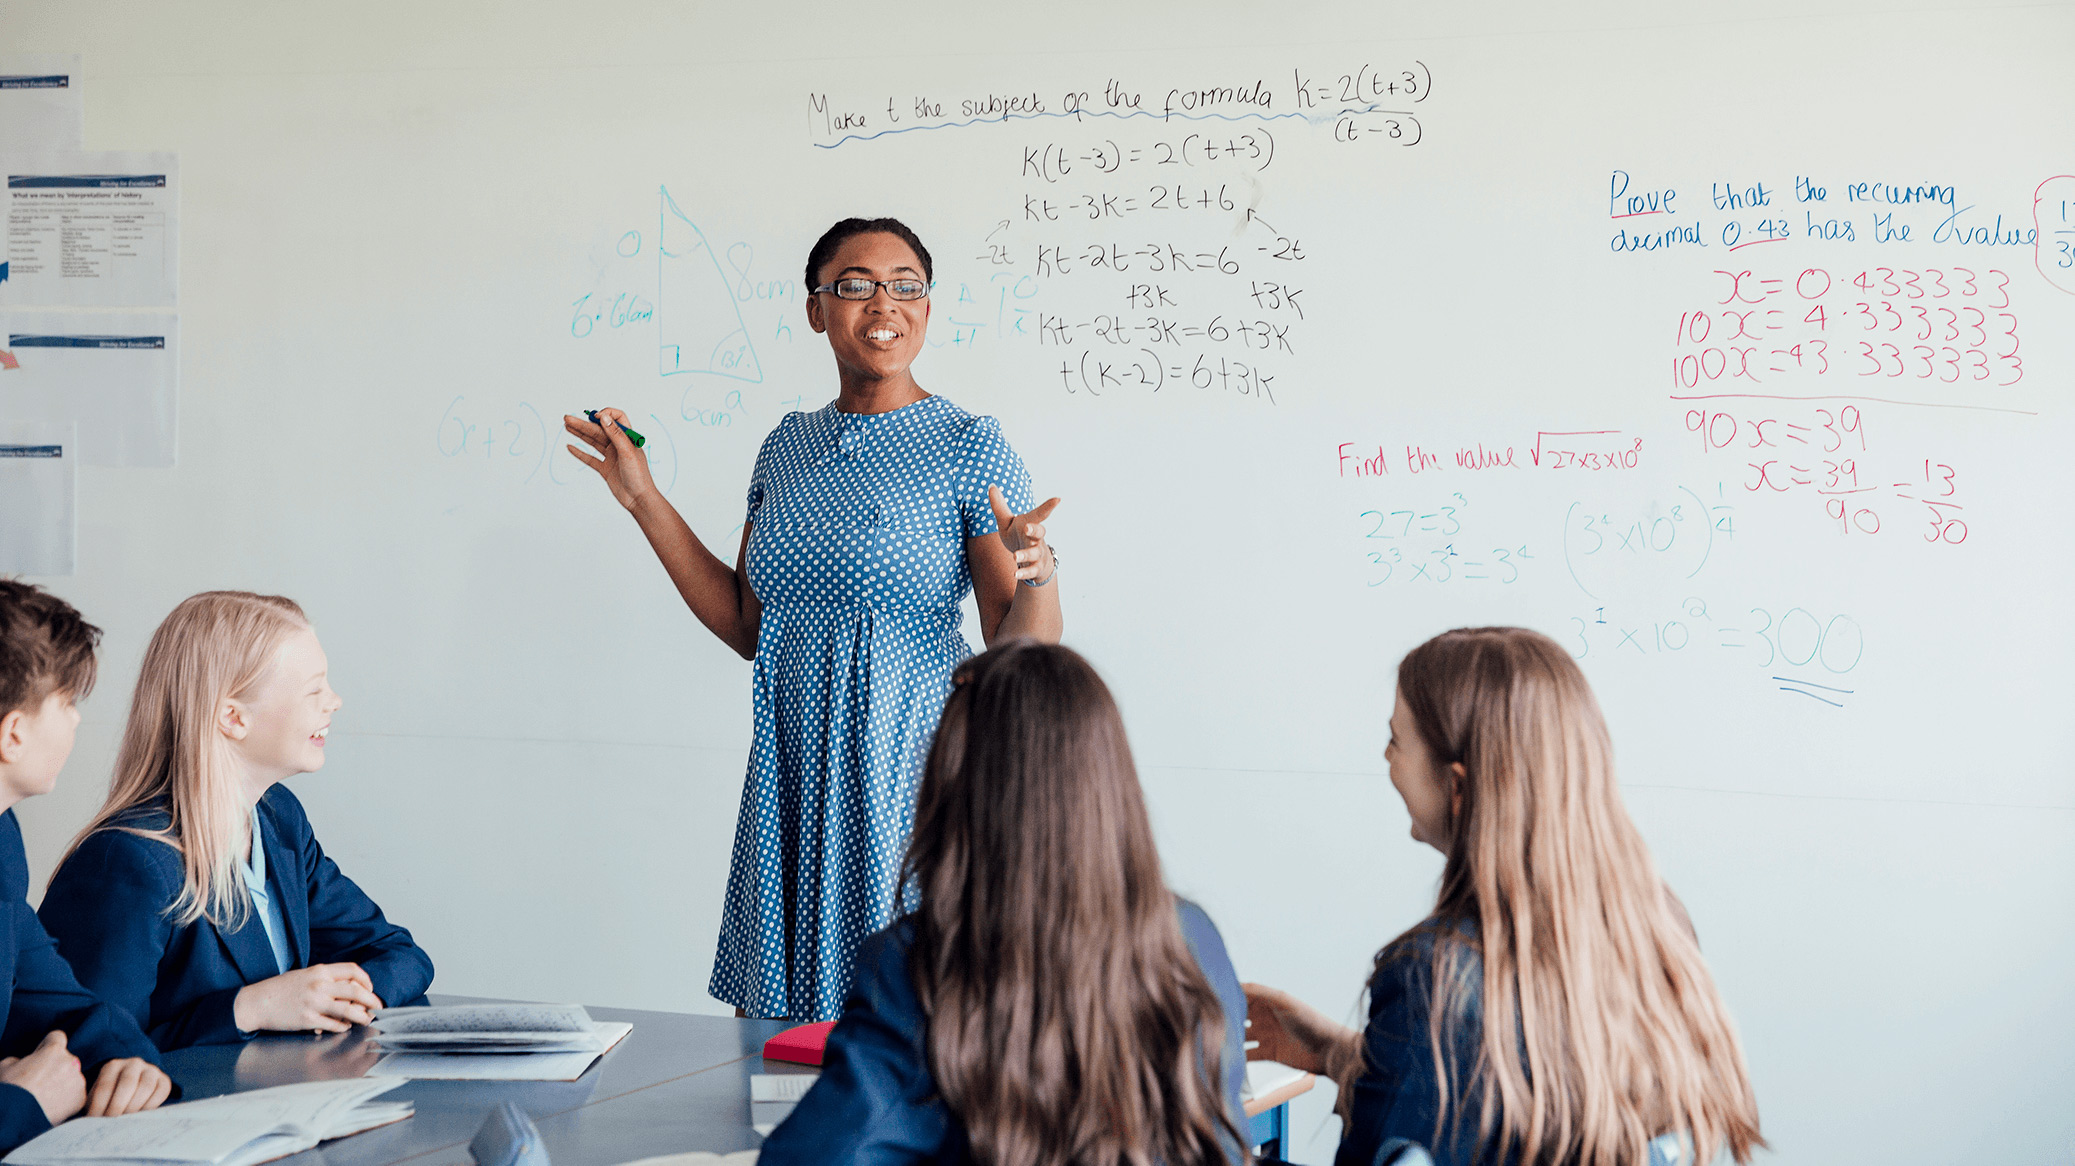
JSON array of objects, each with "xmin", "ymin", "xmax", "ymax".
[{"xmin": 3, "ymin": 1077, "xmax": 408, "ymax": 1166}]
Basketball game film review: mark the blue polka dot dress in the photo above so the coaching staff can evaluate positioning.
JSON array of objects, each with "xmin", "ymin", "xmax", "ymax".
[{"xmin": 708, "ymin": 394, "xmax": 1033, "ymax": 1021}]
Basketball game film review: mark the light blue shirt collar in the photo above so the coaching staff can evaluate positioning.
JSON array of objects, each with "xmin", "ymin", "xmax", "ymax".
[{"xmin": 238, "ymin": 804, "xmax": 292, "ymax": 976}]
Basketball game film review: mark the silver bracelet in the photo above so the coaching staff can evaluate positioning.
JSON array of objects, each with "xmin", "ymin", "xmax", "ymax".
[{"xmin": 1020, "ymin": 546, "xmax": 1059, "ymax": 588}]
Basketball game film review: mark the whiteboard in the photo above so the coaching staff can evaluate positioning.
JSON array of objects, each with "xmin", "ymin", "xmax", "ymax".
[{"xmin": 9, "ymin": 4, "xmax": 2072, "ymax": 1161}]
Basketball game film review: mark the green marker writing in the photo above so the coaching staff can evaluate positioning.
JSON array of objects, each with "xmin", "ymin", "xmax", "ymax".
[{"xmin": 585, "ymin": 410, "xmax": 646, "ymax": 449}]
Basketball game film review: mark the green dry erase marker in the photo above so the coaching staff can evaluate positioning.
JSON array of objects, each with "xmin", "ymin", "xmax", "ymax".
[{"xmin": 585, "ymin": 410, "xmax": 646, "ymax": 448}]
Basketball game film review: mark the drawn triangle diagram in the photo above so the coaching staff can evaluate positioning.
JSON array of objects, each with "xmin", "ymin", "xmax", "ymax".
[{"xmin": 658, "ymin": 186, "xmax": 763, "ymax": 383}]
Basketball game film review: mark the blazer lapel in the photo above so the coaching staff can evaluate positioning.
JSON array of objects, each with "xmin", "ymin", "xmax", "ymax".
[
  {"xmin": 214, "ymin": 907, "xmax": 281, "ymax": 985},
  {"xmin": 262, "ymin": 811, "xmax": 310, "ymax": 969}
]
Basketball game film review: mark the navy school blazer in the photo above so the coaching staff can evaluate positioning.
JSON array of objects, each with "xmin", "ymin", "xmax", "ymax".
[
  {"xmin": 759, "ymin": 897, "xmax": 1251, "ymax": 1166},
  {"xmin": 0, "ymin": 810, "xmax": 170, "ymax": 1150},
  {"xmin": 1339, "ymin": 904, "xmax": 1700, "ymax": 1166},
  {"xmin": 1336, "ymin": 918, "xmax": 1494, "ymax": 1166},
  {"xmin": 38, "ymin": 785, "xmax": 433, "ymax": 1051}
]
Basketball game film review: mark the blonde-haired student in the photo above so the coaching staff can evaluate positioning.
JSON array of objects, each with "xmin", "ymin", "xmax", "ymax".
[
  {"xmin": 0, "ymin": 581, "xmax": 173, "ymax": 1149},
  {"xmin": 1246, "ymin": 628, "xmax": 1764, "ymax": 1166},
  {"xmin": 41, "ymin": 592, "xmax": 432, "ymax": 1050}
]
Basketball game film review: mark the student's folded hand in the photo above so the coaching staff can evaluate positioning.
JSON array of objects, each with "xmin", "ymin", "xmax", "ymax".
[
  {"xmin": 0, "ymin": 1029, "xmax": 86, "ymax": 1125},
  {"xmin": 234, "ymin": 963, "xmax": 385, "ymax": 1034},
  {"xmin": 86, "ymin": 1057, "xmax": 171, "ymax": 1117}
]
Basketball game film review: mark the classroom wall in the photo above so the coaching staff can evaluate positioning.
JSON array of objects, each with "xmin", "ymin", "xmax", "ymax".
[{"xmin": 8, "ymin": 3, "xmax": 2074, "ymax": 1161}]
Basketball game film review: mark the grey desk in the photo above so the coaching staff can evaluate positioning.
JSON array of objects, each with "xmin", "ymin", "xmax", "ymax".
[
  {"xmin": 160, "ymin": 998, "xmax": 1305, "ymax": 1165},
  {"xmin": 159, "ymin": 997, "xmax": 790, "ymax": 1166},
  {"xmin": 532, "ymin": 1052, "xmax": 1317, "ymax": 1164},
  {"xmin": 528, "ymin": 1055, "xmax": 818, "ymax": 1165}
]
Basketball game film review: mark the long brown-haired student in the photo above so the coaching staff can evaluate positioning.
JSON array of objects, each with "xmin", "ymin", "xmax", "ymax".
[
  {"xmin": 1246, "ymin": 628, "xmax": 1764, "ymax": 1166},
  {"xmin": 760, "ymin": 641, "xmax": 1247, "ymax": 1166}
]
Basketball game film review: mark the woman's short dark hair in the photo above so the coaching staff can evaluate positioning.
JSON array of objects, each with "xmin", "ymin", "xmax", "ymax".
[{"xmin": 804, "ymin": 217, "xmax": 933, "ymax": 289}]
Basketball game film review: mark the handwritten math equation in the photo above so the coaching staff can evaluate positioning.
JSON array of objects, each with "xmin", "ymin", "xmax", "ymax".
[
  {"xmin": 807, "ymin": 61, "xmax": 1433, "ymax": 148},
  {"xmin": 1335, "ymin": 432, "xmax": 1643, "ymax": 478},
  {"xmin": 1567, "ymin": 597, "xmax": 1864, "ymax": 708},
  {"xmin": 1038, "ymin": 309, "xmax": 1297, "ymax": 352},
  {"xmin": 433, "ymin": 391, "xmax": 754, "ymax": 494},
  {"xmin": 1348, "ymin": 493, "xmax": 1535, "ymax": 588},
  {"xmin": 978, "ymin": 201, "xmax": 1309, "ymax": 404},
  {"xmin": 1616, "ymin": 166, "xmax": 2045, "ymax": 555},
  {"xmin": 1560, "ymin": 488, "xmax": 1737, "ymax": 599},
  {"xmin": 2040, "ymin": 176, "xmax": 2075, "ymax": 294},
  {"xmin": 1670, "ymin": 265, "xmax": 2023, "ymax": 391},
  {"xmin": 1607, "ymin": 170, "xmax": 2045, "ymax": 263},
  {"xmin": 1020, "ymin": 134, "xmax": 1279, "ymax": 180},
  {"xmin": 1018, "ymin": 183, "xmax": 1258, "ymax": 223},
  {"xmin": 1056, "ymin": 348, "xmax": 1276, "ymax": 402},
  {"xmin": 1680, "ymin": 403, "xmax": 1968, "ymax": 543},
  {"xmin": 805, "ymin": 61, "xmax": 1440, "ymax": 406}
]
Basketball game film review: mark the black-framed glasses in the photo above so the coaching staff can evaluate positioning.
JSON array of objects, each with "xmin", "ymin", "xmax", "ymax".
[{"xmin": 811, "ymin": 278, "xmax": 932, "ymax": 301}]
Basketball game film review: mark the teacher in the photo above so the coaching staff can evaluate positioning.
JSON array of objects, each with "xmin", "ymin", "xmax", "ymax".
[{"xmin": 564, "ymin": 217, "xmax": 1063, "ymax": 1021}]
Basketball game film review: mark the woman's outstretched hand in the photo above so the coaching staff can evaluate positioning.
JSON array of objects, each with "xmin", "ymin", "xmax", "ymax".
[
  {"xmin": 564, "ymin": 407, "xmax": 658, "ymax": 511},
  {"xmin": 988, "ymin": 486, "xmax": 1059, "ymax": 583},
  {"xmin": 1242, "ymin": 982, "xmax": 1363, "ymax": 1083}
]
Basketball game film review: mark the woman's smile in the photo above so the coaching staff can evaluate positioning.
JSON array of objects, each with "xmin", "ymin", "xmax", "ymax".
[{"xmin": 806, "ymin": 231, "xmax": 933, "ymax": 399}]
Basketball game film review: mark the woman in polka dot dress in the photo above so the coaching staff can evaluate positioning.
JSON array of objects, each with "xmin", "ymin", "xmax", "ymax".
[{"xmin": 564, "ymin": 218, "xmax": 1063, "ymax": 1020}]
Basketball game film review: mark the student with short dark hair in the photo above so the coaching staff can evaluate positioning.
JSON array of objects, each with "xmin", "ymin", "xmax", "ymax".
[
  {"xmin": 761, "ymin": 641, "xmax": 1248, "ymax": 1166},
  {"xmin": 1245, "ymin": 628, "xmax": 1765, "ymax": 1166},
  {"xmin": 0, "ymin": 580, "xmax": 173, "ymax": 1149},
  {"xmin": 41, "ymin": 591, "xmax": 432, "ymax": 1051}
]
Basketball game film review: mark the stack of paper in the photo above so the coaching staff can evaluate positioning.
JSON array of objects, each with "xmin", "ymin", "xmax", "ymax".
[
  {"xmin": 614, "ymin": 1145, "xmax": 763, "ymax": 1153},
  {"xmin": 0, "ymin": 421, "xmax": 75, "ymax": 575},
  {"xmin": 0, "ymin": 57, "xmax": 183, "ymax": 579},
  {"xmin": 3, "ymin": 1077, "xmax": 408, "ymax": 1166},
  {"xmin": 370, "ymin": 1003, "xmax": 632, "ymax": 1081},
  {"xmin": 749, "ymin": 1072, "xmax": 817, "ymax": 1136},
  {"xmin": 1240, "ymin": 1059, "xmax": 1310, "ymax": 1104}
]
